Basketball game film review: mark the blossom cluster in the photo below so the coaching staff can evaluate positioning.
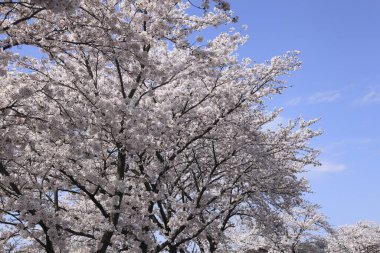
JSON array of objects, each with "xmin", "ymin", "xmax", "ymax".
[{"xmin": 0, "ymin": 1, "xmax": 320, "ymax": 252}]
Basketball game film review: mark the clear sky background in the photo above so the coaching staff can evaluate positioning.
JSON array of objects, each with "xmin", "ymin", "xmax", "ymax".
[{"xmin": 232, "ymin": 0, "xmax": 380, "ymax": 226}]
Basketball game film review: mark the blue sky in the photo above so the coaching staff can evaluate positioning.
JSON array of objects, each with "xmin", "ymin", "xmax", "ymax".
[{"xmin": 232, "ymin": 0, "xmax": 380, "ymax": 226}]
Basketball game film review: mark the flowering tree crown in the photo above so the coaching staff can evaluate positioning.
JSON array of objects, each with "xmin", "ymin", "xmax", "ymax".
[{"xmin": 0, "ymin": 1, "xmax": 319, "ymax": 252}]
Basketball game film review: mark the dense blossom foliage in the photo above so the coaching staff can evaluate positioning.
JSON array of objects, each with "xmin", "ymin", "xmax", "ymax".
[
  {"xmin": 260, "ymin": 203, "xmax": 329, "ymax": 253},
  {"xmin": 0, "ymin": 1, "xmax": 321, "ymax": 252},
  {"xmin": 327, "ymin": 221, "xmax": 380, "ymax": 253},
  {"xmin": 224, "ymin": 202, "xmax": 329, "ymax": 253}
]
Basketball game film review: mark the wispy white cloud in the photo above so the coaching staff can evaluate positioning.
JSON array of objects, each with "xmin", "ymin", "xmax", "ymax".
[
  {"xmin": 313, "ymin": 161, "xmax": 346, "ymax": 173},
  {"xmin": 308, "ymin": 91, "xmax": 341, "ymax": 103},
  {"xmin": 355, "ymin": 91, "xmax": 380, "ymax": 105},
  {"xmin": 286, "ymin": 97, "xmax": 302, "ymax": 106}
]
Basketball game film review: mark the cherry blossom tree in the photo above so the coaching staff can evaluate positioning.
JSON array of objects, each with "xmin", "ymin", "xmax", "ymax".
[
  {"xmin": 327, "ymin": 221, "xmax": 380, "ymax": 253},
  {"xmin": 223, "ymin": 202, "xmax": 329, "ymax": 253},
  {"xmin": 0, "ymin": 1, "xmax": 320, "ymax": 252},
  {"xmin": 262, "ymin": 202, "xmax": 329, "ymax": 253}
]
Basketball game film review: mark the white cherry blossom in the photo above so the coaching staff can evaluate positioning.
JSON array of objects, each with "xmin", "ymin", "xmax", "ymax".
[{"xmin": 1, "ymin": 1, "xmax": 320, "ymax": 252}]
